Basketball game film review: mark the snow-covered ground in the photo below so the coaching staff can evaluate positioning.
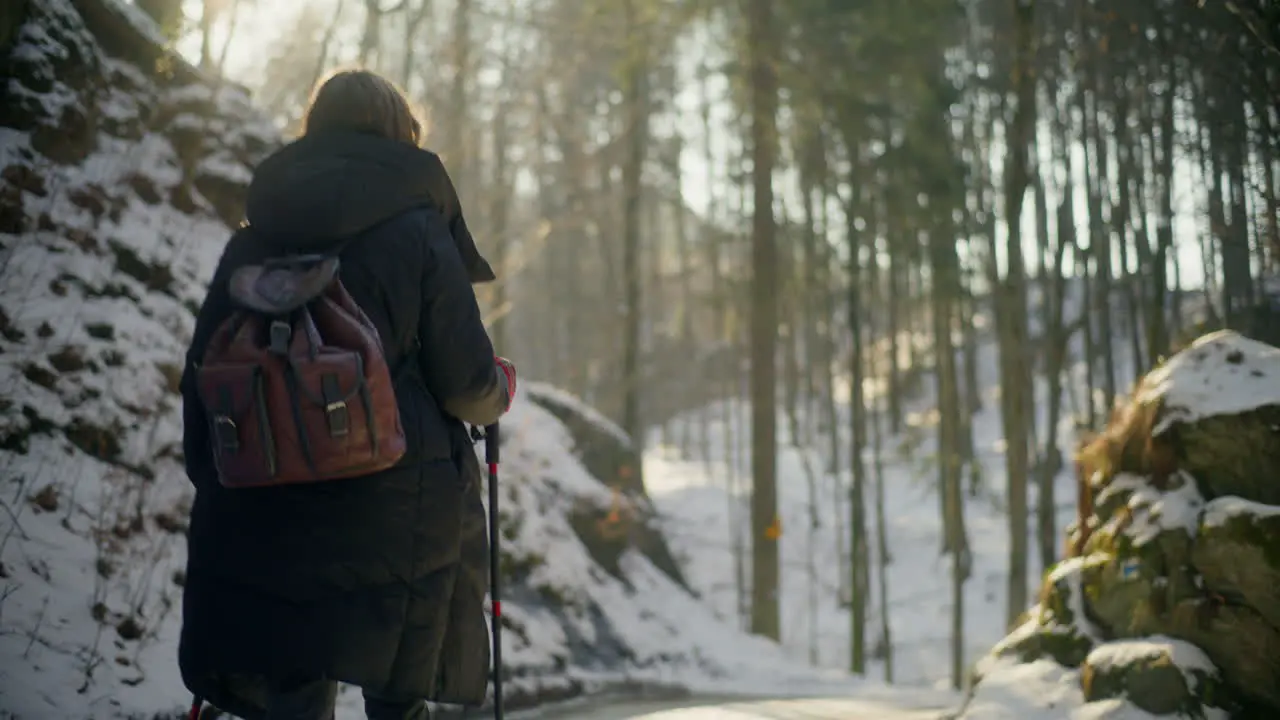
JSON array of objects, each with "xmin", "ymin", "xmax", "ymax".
[
  {"xmin": 538, "ymin": 694, "xmax": 950, "ymax": 719},
  {"xmin": 645, "ymin": 334, "xmax": 1088, "ymax": 687}
]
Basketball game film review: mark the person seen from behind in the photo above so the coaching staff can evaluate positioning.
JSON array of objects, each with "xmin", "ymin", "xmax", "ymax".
[{"xmin": 177, "ymin": 68, "xmax": 516, "ymax": 720}]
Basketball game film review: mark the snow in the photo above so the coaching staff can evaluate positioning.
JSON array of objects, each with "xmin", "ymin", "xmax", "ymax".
[
  {"xmin": 1084, "ymin": 637, "xmax": 1217, "ymax": 690},
  {"xmin": 524, "ymin": 382, "xmax": 636, "ymax": 450},
  {"xmin": 615, "ymin": 696, "xmax": 947, "ymax": 719},
  {"xmin": 1121, "ymin": 472, "xmax": 1204, "ymax": 545},
  {"xmin": 198, "ymin": 152, "xmax": 253, "ymax": 185},
  {"xmin": 1093, "ymin": 472, "xmax": 1144, "ymax": 499},
  {"xmin": 953, "ymin": 655, "xmax": 1227, "ymax": 720},
  {"xmin": 1041, "ymin": 559, "xmax": 1103, "ymax": 640},
  {"xmin": 1069, "ymin": 701, "xmax": 1166, "ymax": 720},
  {"xmin": 1201, "ymin": 494, "xmax": 1280, "ymax": 528},
  {"xmin": 958, "ymin": 659, "xmax": 1085, "ymax": 719},
  {"xmin": 646, "ymin": 334, "xmax": 1086, "ymax": 686},
  {"xmin": 1138, "ymin": 330, "xmax": 1280, "ymax": 436}
]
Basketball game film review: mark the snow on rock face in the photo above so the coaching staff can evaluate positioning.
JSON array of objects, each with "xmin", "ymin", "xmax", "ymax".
[
  {"xmin": 1201, "ymin": 495, "xmax": 1280, "ymax": 529},
  {"xmin": 524, "ymin": 382, "xmax": 634, "ymax": 451},
  {"xmin": 1121, "ymin": 471, "xmax": 1204, "ymax": 546},
  {"xmin": 1193, "ymin": 495, "xmax": 1280, "ymax": 642},
  {"xmin": 0, "ymin": 2, "xmax": 275, "ymax": 717},
  {"xmin": 1083, "ymin": 636, "xmax": 1215, "ymax": 679},
  {"xmin": 1137, "ymin": 330, "xmax": 1280, "ymax": 436},
  {"xmin": 1080, "ymin": 637, "xmax": 1230, "ymax": 719},
  {"xmin": 959, "ymin": 655, "xmax": 1229, "ymax": 720}
]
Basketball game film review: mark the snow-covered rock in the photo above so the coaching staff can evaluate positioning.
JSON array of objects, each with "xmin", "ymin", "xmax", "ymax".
[
  {"xmin": 1137, "ymin": 330, "xmax": 1280, "ymax": 506},
  {"xmin": 1080, "ymin": 638, "xmax": 1227, "ymax": 718},
  {"xmin": 959, "ymin": 332, "xmax": 1280, "ymax": 719}
]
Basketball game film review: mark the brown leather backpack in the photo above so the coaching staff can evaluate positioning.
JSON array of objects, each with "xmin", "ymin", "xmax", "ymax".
[{"xmin": 195, "ymin": 252, "xmax": 407, "ymax": 488}]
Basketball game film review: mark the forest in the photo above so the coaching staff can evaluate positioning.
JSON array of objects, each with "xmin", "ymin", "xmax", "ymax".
[{"xmin": 137, "ymin": 0, "xmax": 1279, "ymax": 691}]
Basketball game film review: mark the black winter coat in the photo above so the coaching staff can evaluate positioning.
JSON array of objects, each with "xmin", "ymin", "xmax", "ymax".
[{"xmin": 178, "ymin": 130, "xmax": 505, "ymax": 718}]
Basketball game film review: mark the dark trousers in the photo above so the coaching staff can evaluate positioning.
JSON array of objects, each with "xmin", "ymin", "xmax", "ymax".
[{"xmin": 264, "ymin": 677, "xmax": 430, "ymax": 720}]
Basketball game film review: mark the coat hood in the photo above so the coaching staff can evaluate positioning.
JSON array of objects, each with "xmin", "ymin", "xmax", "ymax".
[{"xmin": 244, "ymin": 130, "xmax": 495, "ymax": 283}]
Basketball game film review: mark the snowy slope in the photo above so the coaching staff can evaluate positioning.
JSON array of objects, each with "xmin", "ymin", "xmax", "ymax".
[{"xmin": 0, "ymin": 1, "xmax": 274, "ymax": 717}]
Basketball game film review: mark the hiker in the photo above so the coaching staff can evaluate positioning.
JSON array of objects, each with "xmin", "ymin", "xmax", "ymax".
[{"xmin": 177, "ymin": 69, "xmax": 515, "ymax": 720}]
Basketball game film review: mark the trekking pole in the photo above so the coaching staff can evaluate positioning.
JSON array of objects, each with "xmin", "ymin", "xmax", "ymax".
[{"xmin": 484, "ymin": 423, "xmax": 504, "ymax": 720}]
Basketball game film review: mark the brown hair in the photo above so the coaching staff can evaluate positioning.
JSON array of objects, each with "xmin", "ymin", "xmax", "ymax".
[{"xmin": 303, "ymin": 69, "xmax": 422, "ymax": 146}]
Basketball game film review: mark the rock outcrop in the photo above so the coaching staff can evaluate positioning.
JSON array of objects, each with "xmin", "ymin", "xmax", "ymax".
[
  {"xmin": 961, "ymin": 330, "xmax": 1280, "ymax": 719},
  {"xmin": 524, "ymin": 382, "xmax": 688, "ymax": 590}
]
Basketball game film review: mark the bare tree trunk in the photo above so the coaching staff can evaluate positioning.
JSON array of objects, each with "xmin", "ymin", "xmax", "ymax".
[
  {"xmin": 870, "ymin": 324, "xmax": 893, "ymax": 684},
  {"xmin": 1260, "ymin": 103, "xmax": 1280, "ymax": 269},
  {"xmin": 931, "ymin": 214, "xmax": 968, "ymax": 690},
  {"xmin": 359, "ymin": 0, "xmax": 409, "ymax": 70},
  {"xmin": 487, "ymin": 63, "xmax": 513, "ymax": 351},
  {"xmin": 864, "ymin": 199, "xmax": 894, "ymax": 683},
  {"xmin": 445, "ymin": 0, "xmax": 472, "ymax": 185},
  {"xmin": 399, "ymin": 0, "xmax": 432, "ymax": 92},
  {"xmin": 214, "ymin": 0, "xmax": 243, "ymax": 77},
  {"xmin": 308, "ymin": 0, "xmax": 348, "ymax": 96},
  {"xmin": 620, "ymin": 0, "xmax": 650, "ymax": 465},
  {"xmin": 843, "ymin": 166, "xmax": 868, "ymax": 674},
  {"xmin": 199, "ymin": 0, "xmax": 216, "ymax": 69},
  {"xmin": 1000, "ymin": 0, "xmax": 1035, "ymax": 628},
  {"xmin": 747, "ymin": 0, "xmax": 781, "ymax": 642},
  {"xmin": 814, "ymin": 155, "xmax": 847, "ymax": 603},
  {"xmin": 1081, "ymin": 65, "xmax": 1117, "ymax": 415},
  {"xmin": 671, "ymin": 134, "xmax": 696, "ymax": 455}
]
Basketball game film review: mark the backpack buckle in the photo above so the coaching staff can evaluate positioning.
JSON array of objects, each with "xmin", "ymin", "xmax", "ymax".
[
  {"xmin": 321, "ymin": 374, "xmax": 349, "ymax": 437},
  {"xmin": 325, "ymin": 401, "xmax": 350, "ymax": 437},
  {"xmin": 212, "ymin": 415, "xmax": 239, "ymax": 452},
  {"xmin": 269, "ymin": 320, "xmax": 292, "ymax": 355}
]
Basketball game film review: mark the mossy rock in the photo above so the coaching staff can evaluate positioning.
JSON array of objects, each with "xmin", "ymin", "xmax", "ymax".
[
  {"xmin": 1146, "ymin": 599, "xmax": 1280, "ymax": 713},
  {"xmin": 1080, "ymin": 637, "xmax": 1232, "ymax": 718},
  {"xmin": 1175, "ymin": 405, "xmax": 1280, "ymax": 506},
  {"xmin": 1193, "ymin": 497, "xmax": 1280, "ymax": 632},
  {"xmin": 1093, "ymin": 473, "xmax": 1149, "ymax": 526},
  {"xmin": 1041, "ymin": 555, "xmax": 1106, "ymax": 629},
  {"xmin": 1081, "ymin": 482, "xmax": 1203, "ymax": 637},
  {"xmin": 1080, "ymin": 527, "xmax": 1162, "ymax": 632},
  {"xmin": 1082, "ymin": 514, "xmax": 1122, "ymax": 558},
  {"xmin": 991, "ymin": 616, "xmax": 1094, "ymax": 669},
  {"xmin": 567, "ymin": 499, "xmax": 631, "ymax": 585},
  {"xmin": 1078, "ymin": 545, "xmax": 1173, "ymax": 639},
  {"xmin": 990, "ymin": 557, "xmax": 1102, "ymax": 668}
]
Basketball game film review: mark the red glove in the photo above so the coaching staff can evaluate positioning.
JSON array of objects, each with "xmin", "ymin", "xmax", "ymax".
[{"xmin": 495, "ymin": 356, "xmax": 516, "ymax": 407}]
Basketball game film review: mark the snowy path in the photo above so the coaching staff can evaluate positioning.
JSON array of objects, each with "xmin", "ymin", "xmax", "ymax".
[{"xmin": 527, "ymin": 696, "xmax": 950, "ymax": 719}]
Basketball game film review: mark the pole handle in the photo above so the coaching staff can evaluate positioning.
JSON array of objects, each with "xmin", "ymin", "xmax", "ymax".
[{"xmin": 484, "ymin": 423, "xmax": 499, "ymax": 464}]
